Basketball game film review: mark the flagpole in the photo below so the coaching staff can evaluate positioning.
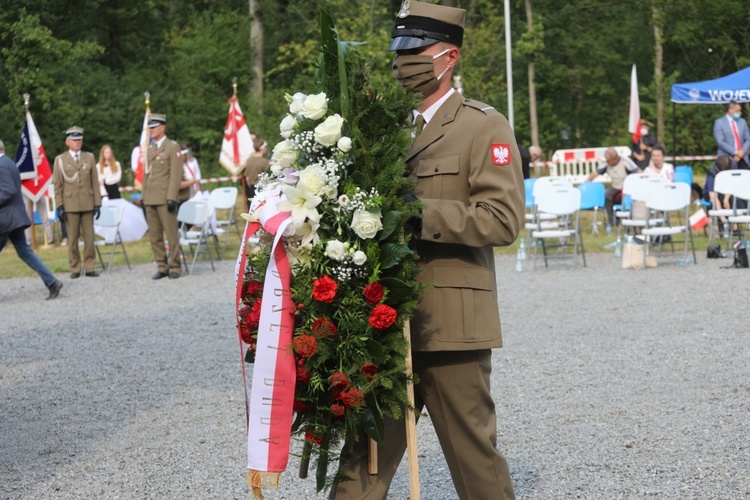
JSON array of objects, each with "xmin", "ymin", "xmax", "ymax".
[
  {"xmin": 233, "ymin": 77, "xmax": 251, "ymax": 212},
  {"xmin": 22, "ymin": 93, "xmax": 42, "ymax": 249}
]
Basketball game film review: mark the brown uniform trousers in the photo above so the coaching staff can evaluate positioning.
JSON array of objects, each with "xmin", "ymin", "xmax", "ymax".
[
  {"xmin": 332, "ymin": 92, "xmax": 524, "ymax": 500},
  {"xmin": 53, "ymin": 151, "xmax": 101, "ymax": 273},
  {"xmin": 143, "ymin": 138, "xmax": 183, "ymax": 275}
]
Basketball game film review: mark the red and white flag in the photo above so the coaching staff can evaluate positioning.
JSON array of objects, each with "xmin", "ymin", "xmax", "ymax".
[
  {"xmin": 628, "ymin": 64, "xmax": 642, "ymax": 145},
  {"xmin": 131, "ymin": 109, "xmax": 150, "ymax": 187},
  {"xmin": 220, "ymin": 95, "xmax": 254, "ymax": 176},
  {"xmin": 690, "ymin": 208, "xmax": 709, "ymax": 231},
  {"xmin": 15, "ymin": 110, "xmax": 52, "ymax": 203}
]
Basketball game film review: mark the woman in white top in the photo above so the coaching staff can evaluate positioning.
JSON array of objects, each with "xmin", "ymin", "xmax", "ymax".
[
  {"xmin": 97, "ymin": 145, "xmax": 122, "ymax": 200},
  {"xmin": 643, "ymin": 145, "xmax": 675, "ymax": 181}
]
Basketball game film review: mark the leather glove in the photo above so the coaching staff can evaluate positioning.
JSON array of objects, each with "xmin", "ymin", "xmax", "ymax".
[
  {"xmin": 94, "ymin": 206, "xmax": 101, "ymax": 220},
  {"xmin": 167, "ymin": 200, "xmax": 177, "ymax": 213},
  {"xmin": 58, "ymin": 207, "xmax": 66, "ymax": 222}
]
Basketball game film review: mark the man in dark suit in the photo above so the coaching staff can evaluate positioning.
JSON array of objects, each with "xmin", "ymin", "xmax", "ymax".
[
  {"xmin": 142, "ymin": 114, "xmax": 183, "ymax": 279},
  {"xmin": 332, "ymin": 2, "xmax": 524, "ymax": 499},
  {"xmin": 0, "ymin": 139, "xmax": 63, "ymax": 299},
  {"xmin": 714, "ymin": 101, "xmax": 750, "ymax": 169}
]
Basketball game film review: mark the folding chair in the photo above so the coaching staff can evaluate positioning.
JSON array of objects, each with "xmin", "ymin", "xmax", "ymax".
[
  {"xmin": 525, "ymin": 176, "xmax": 571, "ymax": 241},
  {"xmin": 577, "ymin": 182, "xmax": 605, "ymax": 234},
  {"xmin": 524, "ymin": 178, "xmax": 536, "ymax": 211},
  {"xmin": 178, "ymin": 198, "xmax": 216, "ymax": 274},
  {"xmin": 210, "ymin": 187, "xmax": 241, "ymax": 250},
  {"xmin": 92, "ymin": 203, "xmax": 131, "ymax": 271},
  {"xmin": 531, "ymin": 186, "xmax": 586, "ymax": 270},
  {"xmin": 618, "ymin": 174, "xmax": 667, "ymax": 238},
  {"xmin": 641, "ymin": 182, "xmax": 697, "ymax": 267},
  {"xmin": 707, "ymin": 170, "xmax": 750, "ymax": 247},
  {"xmin": 725, "ymin": 172, "xmax": 750, "ymax": 251},
  {"xmin": 674, "ymin": 165, "xmax": 692, "ymax": 186}
]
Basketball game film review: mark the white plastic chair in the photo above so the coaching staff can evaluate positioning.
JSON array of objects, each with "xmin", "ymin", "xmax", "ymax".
[
  {"xmin": 210, "ymin": 186, "xmax": 240, "ymax": 250},
  {"xmin": 93, "ymin": 203, "xmax": 131, "ymax": 271},
  {"xmin": 618, "ymin": 174, "xmax": 667, "ymax": 237},
  {"xmin": 178, "ymin": 199, "xmax": 216, "ymax": 274},
  {"xmin": 725, "ymin": 172, "xmax": 750, "ymax": 251},
  {"xmin": 531, "ymin": 186, "xmax": 586, "ymax": 269},
  {"xmin": 525, "ymin": 177, "xmax": 571, "ymax": 239},
  {"xmin": 641, "ymin": 182, "xmax": 696, "ymax": 267},
  {"xmin": 707, "ymin": 170, "xmax": 750, "ymax": 246}
]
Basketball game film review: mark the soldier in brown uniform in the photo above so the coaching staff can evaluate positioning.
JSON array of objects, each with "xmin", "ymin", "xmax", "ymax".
[
  {"xmin": 53, "ymin": 126, "xmax": 101, "ymax": 278},
  {"xmin": 142, "ymin": 114, "xmax": 183, "ymax": 279},
  {"xmin": 332, "ymin": 2, "xmax": 524, "ymax": 499}
]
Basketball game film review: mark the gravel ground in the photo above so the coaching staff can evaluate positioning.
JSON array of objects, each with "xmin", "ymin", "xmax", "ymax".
[{"xmin": 1, "ymin": 250, "xmax": 749, "ymax": 499}]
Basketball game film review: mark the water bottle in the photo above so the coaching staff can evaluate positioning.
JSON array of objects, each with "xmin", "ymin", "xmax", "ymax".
[
  {"xmin": 606, "ymin": 223, "xmax": 612, "ymax": 235},
  {"xmin": 518, "ymin": 238, "xmax": 527, "ymax": 260},
  {"xmin": 614, "ymin": 236, "xmax": 622, "ymax": 259},
  {"xmin": 723, "ymin": 223, "xmax": 729, "ymax": 239},
  {"xmin": 515, "ymin": 246, "xmax": 524, "ymax": 273}
]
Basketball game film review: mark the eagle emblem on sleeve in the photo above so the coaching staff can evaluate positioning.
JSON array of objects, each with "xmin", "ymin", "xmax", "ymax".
[{"xmin": 491, "ymin": 144, "xmax": 511, "ymax": 166}]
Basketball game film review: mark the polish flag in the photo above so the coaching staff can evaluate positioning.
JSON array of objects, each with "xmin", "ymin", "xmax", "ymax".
[
  {"xmin": 131, "ymin": 109, "xmax": 150, "ymax": 187},
  {"xmin": 15, "ymin": 110, "xmax": 52, "ymax": 203},
  {"xmin": 690, "ymin": 208, "xmax": 709, "ymax": 231},
  {"xmin": 628, "ymin": 65, "xmax": 641, "ymax": 145},
  {"xmin": 220, "ymin": 95, "xmax": 254, "ymax": 176}
]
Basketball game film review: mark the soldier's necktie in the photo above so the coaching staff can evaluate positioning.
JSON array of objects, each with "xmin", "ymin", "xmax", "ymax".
[
  {"xmin": 74, "ymin": 153, "xmax": 79, "ymax": 162},
  {"xmin": 413, "ymin": 114, "xmax": 425, "ymax": 139}
]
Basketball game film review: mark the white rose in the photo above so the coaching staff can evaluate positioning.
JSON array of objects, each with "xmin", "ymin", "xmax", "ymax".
[
  {"xmin": 351, "ymin": 209, "xmax": 383, "ymax": 240},
  {"xmin": 325, "ymin": 240, "xmax": 347, "ymax": 261},
  {"xmin": 289, "ymin": 92, "xmax": 306, "ymax": 115},
  {"xmin": 279, "ymin": 115, "xmax": 297, "ymax": 139},
  {"xmin": 352, "ymin": 251, "xmax": 367, "ymax": 266},
  {"xmin": 337, "ymin": 136, "xmax": 352, "ymax": 152},
  {"xmin": 298, "ymin": 164, "xmax": 327, "ymax": 196},
  {"xmin": 271, "ymin": 140, "xmax": 298, "ymax": 168},
  {"xmin": 300, "ymin": 92, "xmax": 328, "ymax": 120},
  {"xmin": 314, "ymin": 114, "xmax": 344, "ymax": 147}
]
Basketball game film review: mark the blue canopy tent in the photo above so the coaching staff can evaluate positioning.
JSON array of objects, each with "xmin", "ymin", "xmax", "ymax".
[{"xmin": 670, "ymin": 67, "xmax": 750, "ymax": 156}]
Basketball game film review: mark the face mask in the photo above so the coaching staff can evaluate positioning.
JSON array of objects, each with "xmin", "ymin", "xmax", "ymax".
[
  {"xmin": 640, "ymin": 127, "xmax": 649, "ymax": 136},
  {"xmin": 733, "ymin": 113, "xmax": 741, "ymax": 120},
  {"xmin": 393, "ymin": 49, "xmax": 451, "ymax": 97}
]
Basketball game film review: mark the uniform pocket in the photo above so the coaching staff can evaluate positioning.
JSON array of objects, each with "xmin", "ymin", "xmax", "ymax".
[{"xmin": 416, "ymin": 156, "xmax": 460, "ymax": 200}]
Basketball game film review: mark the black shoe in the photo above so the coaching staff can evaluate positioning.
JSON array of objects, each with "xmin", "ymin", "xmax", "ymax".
[
  {"xmin": 85, "ymin": 270, "xmax": 100, "ymax": 277},
  {"xmin": 168, "ymin": 272, "xmax": 181, "ymax": 279},
  {"xmin": 71, "ymin": 272, "xmax": 80, "ymax": 279},
  {"xmin": 46, "ymin": 281, "xmax": 63, "ymax": 300},
  {"xmin": 152, "ymin": 271, "xmax": 168, "ymax": 280}
]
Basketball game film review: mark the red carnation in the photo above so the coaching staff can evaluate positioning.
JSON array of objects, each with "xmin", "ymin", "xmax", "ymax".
[
  {"xmin": 311, "ymin": 317, "xmax": 337, "ymax": 338},
  {"xmin": 312, "ymin": 275, "xmax": 338, "ymax": 303},
  {"xmin": 339, "ymin": 387, "xmax": 365, "ymax": 408},
  {"xmin": 329, "ymin": 371, "xmax": 349, "ymax": 389},
  {"xmin": 296, "ymin": 365, "xmax": 311, "ymax": 383},
  {"xmin": 305, "ymin": 429, "xmax": 322, "ymax": 445},
  {"xmin": 368, "ymin": 304, "xmax": 397, "ymax": 330},
  {"xmin": 360, "ymin": 362, "xmax": 377, "ymax": 381},
  {"xmin": 331, "ymin": 404, "xmax": 345, "ymax": 419},
  {"xmin": 239, "ymin": 322, "xmax": 255, "ymax": 345},
  {"xmin": 292, "ymin": 334, "xmax": 318, "ymax": 358},
  {"xmin": 243, "ymin": 280, "xmax": 263, "ymax": 299},
  {"xmin": 294, "ymin": 400, "xmax": 310, "ymax": 412},
  {"xmin": 362, "ymin": 283, "xmax": 384, "ymax": 305},
  {"xmin": 243, "ymin": 299, "xmax": 262, "ymax": 329}
]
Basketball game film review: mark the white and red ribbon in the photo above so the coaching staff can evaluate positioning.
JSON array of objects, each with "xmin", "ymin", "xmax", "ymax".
[{"xmin": 234, "ymin": 186, "xmax": 296, "ymax": 491}]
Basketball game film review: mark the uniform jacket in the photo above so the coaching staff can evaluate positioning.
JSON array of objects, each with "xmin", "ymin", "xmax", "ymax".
[
  {"xmin": 53, "ymin": 151, "xmax": 101, "ymax": 212},
  {"xmin": 409, "ymin": 91, "xmax": 525, "ymax": 352},
  {"xmin": 0, "ymin": 153, "xmax": 32, "ymax": 234},
  {"xmin": 143, "ymin": 137, "xmax": 182, "ymax": 205},
  {"xmin": 714, "ymin": 115, "xmax": 750, "ymax": 164}
]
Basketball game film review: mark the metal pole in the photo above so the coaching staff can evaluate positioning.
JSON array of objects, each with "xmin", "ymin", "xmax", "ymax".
[{"xmin": 504, "ymin": 0, "xmax": 514, "ymax": 129}]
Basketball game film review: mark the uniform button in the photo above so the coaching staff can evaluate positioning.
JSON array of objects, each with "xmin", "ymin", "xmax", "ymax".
[
  {"xmin": 434, "ymin": 166, "xmax": 439, "ymax": 172},
  {"xmin": 433, "ymin": 232, "xmax": 441, "ymax": 239}
]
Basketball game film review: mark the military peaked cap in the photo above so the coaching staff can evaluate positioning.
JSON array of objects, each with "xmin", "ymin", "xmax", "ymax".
[
  {"xmin": 148, "ymin": 114, "xmax": 167, "ymax": 128},
  {"xmin": 64, "ymin": 126, "xmax": 84, "ymax": 139},
  {"xmin": 389, "ymin": 0, "xmax": 466, "ymax": 51}
]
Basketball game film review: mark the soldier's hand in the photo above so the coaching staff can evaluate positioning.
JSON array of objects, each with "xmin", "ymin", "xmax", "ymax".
[
  {"xmin": 167, "ymin": 200, "xmax": 177, "ymax": 213},
  {"xmin": 58, "ymin": 207, "xmax": 66, "ymax": 222},
  {"xmin": 94, "ymin": 206, "xmax": 101, "ymax": 220}
]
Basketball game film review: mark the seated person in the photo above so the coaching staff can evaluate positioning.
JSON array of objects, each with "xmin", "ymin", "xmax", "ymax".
[
  {"xmin": 643, "ymin": 145, "xmax": 674, "ymax": 181},
  {"xmin": 630, "ymin": 121, "xmax": 657, "ymax": 170},
  {"xmin": 703, "ymin": 155, "xmax": 735, "ymax": 232},
  {"xmin": 585, "ymin": 147, "xmax": 639, "ymax": 227}
]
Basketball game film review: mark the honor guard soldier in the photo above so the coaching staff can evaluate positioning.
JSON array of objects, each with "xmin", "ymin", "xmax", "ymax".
[
  {"xmin": 53, "ymin": 126, "xmax": 101, "ymax": 278},
  {"xmin": 332, "ymin": 2, "xmax": 524, "ymax": 499},
  {"xmin": 142, "ymin": 113, "xmax": 183, "ymax": 279}
]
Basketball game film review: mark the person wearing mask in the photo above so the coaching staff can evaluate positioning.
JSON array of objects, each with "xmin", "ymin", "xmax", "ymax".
[
  {"xmin": 53, "ymin": 126, "xmax": 101, "ymax": 278},
  {"xmin": 0, "ymin": 139, "xmax": 63, "ymax": 299},
  {"xmin": 97, "ymin": 145, "xmax": 122, "ymax": 200},
  {"xmin": 331, "ymin": 2, "xmax": 523, "ymax": 499},
  {"xmin": 630, "ymin": 120, "xmax": 656, "ymax": 170},
  {"xmin": 714, "ymin": 101, "xmax": 750, "ymax": 170}
]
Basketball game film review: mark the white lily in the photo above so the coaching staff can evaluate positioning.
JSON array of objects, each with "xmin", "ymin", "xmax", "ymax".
[{"xmin": 277, "ymin": 182, "xmax": 322, "ymax": 228}]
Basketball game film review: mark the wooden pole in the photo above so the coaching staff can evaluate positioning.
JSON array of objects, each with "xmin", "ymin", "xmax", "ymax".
[
  {"xmin": 367, "ymin": 438, "xmax": 378, "ymax": 475},
  {"xmin": 403, "ymin": 319, "xmax": 420, "ymax": 500}
]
